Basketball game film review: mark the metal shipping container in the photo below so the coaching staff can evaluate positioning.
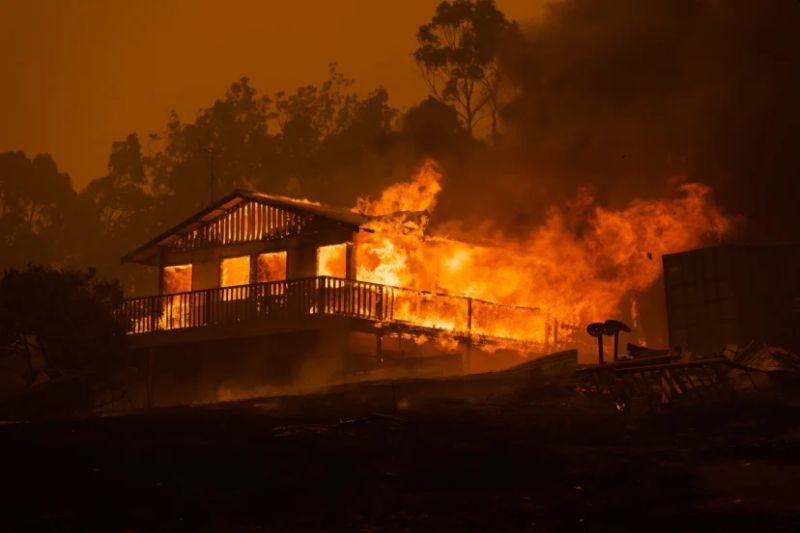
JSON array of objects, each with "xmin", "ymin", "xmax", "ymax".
[{"xmin": 663, "ymin": 244, "xmax": 800, "ymax": 355}]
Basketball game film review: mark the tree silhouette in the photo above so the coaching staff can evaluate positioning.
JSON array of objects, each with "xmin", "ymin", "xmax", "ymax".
[
  {"xmin": 272, "ymin": 64, "xmax": 396, "ymax": 195},
  {"xmin": 400, "ymin": 96, "xmax": 470, "ymax": 155},
  {"xmin": 146, "ymin": 66, "xmax": 396, "ymax": 215},
  {"xmin": 76, "ymin": 133, "xmax": 155, "ymax": 289},
  {"xmin": 82, "ymin": 134, "xmax": 150, "ymax": 235},
  {"xmin": 148, "ymin": 77, "xmax": 276, "ymax": 222},
  {"xmin": 414, "ymin": 0, "xmax": 512, "ymax": 137},
  {"xmin": 0, "ymin": 265, "xmax": 125, "ymax": 375},
  {"xmin": 0, "ymin": 152, "xmax": 76, "ymax": 268}
]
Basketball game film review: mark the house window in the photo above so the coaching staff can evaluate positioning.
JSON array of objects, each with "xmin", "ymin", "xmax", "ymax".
[
  {"xmin": 162, "ymin": 264, "xmax": 192, "ymax": 294},
  {"xmin": 257, "ymin": 251, "xmax": 287, "ymax": 282},
  {"xmin": 220, "ymin": 255, "xmax": 251, "ymax": 287},
  {"xmin": 317, "ymin": 243, "xmax": 347, "ymax": 278}
]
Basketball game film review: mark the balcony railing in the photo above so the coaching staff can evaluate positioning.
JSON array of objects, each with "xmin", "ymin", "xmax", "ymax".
[{"xmin": 114, "ymin": 276, "xmax": 561, "ymax": 346}]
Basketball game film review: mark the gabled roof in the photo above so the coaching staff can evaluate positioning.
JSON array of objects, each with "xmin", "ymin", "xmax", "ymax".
[{"xmin": 122, "ymin": 190, "xmax": 371, "ymax": 264}]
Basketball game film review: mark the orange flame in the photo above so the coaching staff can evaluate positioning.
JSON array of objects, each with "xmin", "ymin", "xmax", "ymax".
[{"xmin": 354, "ymin": 160, "xmax": 733, "ymax": 345}]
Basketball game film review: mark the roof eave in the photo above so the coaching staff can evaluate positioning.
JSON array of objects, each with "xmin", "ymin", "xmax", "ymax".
[{"xmin": 120, "ymin": 190, "xmax": 368, "ymax": 265}]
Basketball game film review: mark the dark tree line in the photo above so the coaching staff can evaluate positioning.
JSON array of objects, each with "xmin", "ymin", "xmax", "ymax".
[
  {"xmin": 0, "ymin": 64, "xmax": 474, "ymax": 294},
  {"xmin": 0, "ymin": 266, "xmax": 125, "ymax": 372},
  {"xmin": 2, "ymin": 0, "xmax": 799, "ymax": 299}
]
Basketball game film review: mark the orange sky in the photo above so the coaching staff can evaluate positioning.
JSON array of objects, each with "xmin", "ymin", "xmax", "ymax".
[{"xmin": 0, "ymin": 0, "xmax": 547, "ymax": 189}]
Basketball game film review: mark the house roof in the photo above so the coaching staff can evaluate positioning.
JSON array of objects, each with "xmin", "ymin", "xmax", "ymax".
[{"xmin": 122, "ymin": 190, "xmax": 371, "ymax": 264}]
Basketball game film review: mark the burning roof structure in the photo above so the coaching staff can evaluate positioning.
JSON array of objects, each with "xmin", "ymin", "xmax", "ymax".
[{"xmin": 122, "ymin": 191, "xmax": 370, "ymax": 265}]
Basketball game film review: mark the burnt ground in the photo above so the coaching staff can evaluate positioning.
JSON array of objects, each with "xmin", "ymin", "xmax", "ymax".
[{"xmin": 1, "ymin": 375, "xmax": 800, "ymax": 532}]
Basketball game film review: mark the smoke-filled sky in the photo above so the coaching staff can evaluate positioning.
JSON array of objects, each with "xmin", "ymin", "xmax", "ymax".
[{"xmin": 0, "ymin": 0, "xmax": 548, "ymax": 189}]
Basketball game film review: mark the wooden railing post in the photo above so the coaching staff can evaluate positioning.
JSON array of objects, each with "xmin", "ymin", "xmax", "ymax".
[
  {"xmin": 345, "ymin": 277, "xmax": 352, "ymax": 315},
  {"xmin": 151, "ymin": 297, "xmax": 158, "ymax": 332},
  {"xmin": 317, "ymin": 277, "xmax": 327, "ymax": 315},
  {"xmin": 120, "ymin": 277, "xmax": 554, "ymax": 352},
  {"xmin": 375, "ymin": 285, "xmax": 383, "ymax": 320}
]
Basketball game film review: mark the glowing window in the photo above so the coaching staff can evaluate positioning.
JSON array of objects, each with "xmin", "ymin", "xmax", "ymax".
[
  {"xmin": 317, "ymin": 243, "xmax": 347, "ymax": 278},
  {"xmin": 162, "ymin": 264, "xmax": 192, "ymax": 294},
  {"xmin": 257, "ymin": 251, "xmax": 287, "ymax": 282},
  {"xmin": 220, "ymin": 255, "xmax": 251, "ymax": 287}
]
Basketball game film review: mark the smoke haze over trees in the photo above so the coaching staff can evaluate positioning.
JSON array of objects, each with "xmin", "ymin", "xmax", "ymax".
[
  {"xmin": 494, "ymin": 0, "xmax": 800, "ymax": 241},
  {"xmin": 1, "ymin": 0, "xmax": 798, "ymax": 295}
]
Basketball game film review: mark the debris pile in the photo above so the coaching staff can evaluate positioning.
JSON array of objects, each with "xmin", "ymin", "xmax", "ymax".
[
  {"xmin": 727, "ymin": 341, "xmax": 800, "ymax": 375},
  {"xmin": 577, "ymin": 354, "xmax": 760, "ymax": 412},
  {"xmin": 574, "ymin": 321, "xmax": 796, "ymax": 412}
]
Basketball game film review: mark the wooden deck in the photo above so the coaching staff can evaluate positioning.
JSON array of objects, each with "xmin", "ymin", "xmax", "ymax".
[{"xmin": 114, "ymin": 276, "xmax": 563, "ymax": 351}]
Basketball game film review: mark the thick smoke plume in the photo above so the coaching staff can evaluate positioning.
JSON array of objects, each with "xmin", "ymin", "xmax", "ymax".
[{"xmin": 438, "ymin": 0, "xmax": 799, "ymax": 243}]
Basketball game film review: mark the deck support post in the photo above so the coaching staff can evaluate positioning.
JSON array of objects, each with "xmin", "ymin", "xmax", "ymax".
[
  {"xmin": 146, "ymin": 347, "xmax": 155, "ymax": 408},
  {"xmin": 317, "ymin": 324, "xmax": 349, "ymax": 380},
  {"xmin": 376, "ymin": 330, "xmax": 383, "ymax": 365},
  {"xmin": 553, "ymin": 319, "xmax": 559, "ymax": 350},
  {"xmin": 464, "ymin": 298, "xmax": 473, "ymax": 374}
]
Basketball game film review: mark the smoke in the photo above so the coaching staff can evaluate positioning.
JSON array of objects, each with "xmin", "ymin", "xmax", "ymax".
[{"xmin": 436, "ymin": 0, "xmax": 800, "ymax": 243}]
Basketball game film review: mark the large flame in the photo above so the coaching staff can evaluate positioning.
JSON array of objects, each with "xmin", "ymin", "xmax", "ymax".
[
  {"xmin": 142, "ymin": 160, "xmax": 733, "ymax": 355},
  {"xmin": 354, "ymin": 160, "xmax": 733, "ymax": 342}
]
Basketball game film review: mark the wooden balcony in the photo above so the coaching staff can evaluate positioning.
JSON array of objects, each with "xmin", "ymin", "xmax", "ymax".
[{"xmin": 114, "ymin": 276, "xmax": 562, "ymax": 350}]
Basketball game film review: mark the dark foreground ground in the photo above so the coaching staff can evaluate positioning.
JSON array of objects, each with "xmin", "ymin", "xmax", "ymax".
[{"xmin": 2, "ymin": 373, "xmax": 800, "ymax": 532}]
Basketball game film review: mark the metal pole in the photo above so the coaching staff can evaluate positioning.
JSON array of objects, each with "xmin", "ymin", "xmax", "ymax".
[
  {"xmin": 202, "ymin": 146, "xmax": 215, "ymax": 205},
  {"xmin": 598, "ymin": 336, "xmax": 604, "ymax": 365},
  {"xmin": 209, "ymin": 149, "xmax": 215, "ymax": 204}
]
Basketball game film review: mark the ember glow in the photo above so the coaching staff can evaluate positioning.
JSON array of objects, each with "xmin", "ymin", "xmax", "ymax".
[
  {"xmin": 220, "ymin": 256, "xmax": 251, "ymax": 287},
  {"xmin": 257, "ymin": 252, "xmax": 287, "ymax": 283},
  {"xmin": 162, "ymin": 264, "xmax": 192, "ymax": 294},
  {"xmin": 317, "ymin": 244, "xmax": 347, "ymax": 277},
  {"xmin": 354, "ymin": 161, "xmax": 733, "ymax": 344}
]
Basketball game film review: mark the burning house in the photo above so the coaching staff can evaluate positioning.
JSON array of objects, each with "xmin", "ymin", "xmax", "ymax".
[
  {"xmin": 114, "ymin": 160, "xmax": 736, "ymax": 405},
  {"xmin": 116, "ymin": 186, "xmax": 559, "ymax": 404}
]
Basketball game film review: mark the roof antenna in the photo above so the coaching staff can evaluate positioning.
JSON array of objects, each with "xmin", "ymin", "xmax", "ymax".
[{"xmin": 201, "ymin": 146, "xmax": 215, "ymax": 205}]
